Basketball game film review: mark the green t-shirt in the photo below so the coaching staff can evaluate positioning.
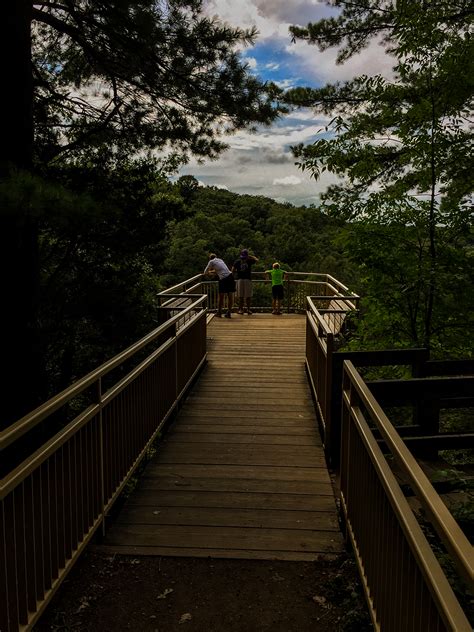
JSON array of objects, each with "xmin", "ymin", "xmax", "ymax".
[{"xmin": 266, "ymin": 268, "xmax": 286, "ymax": 286}]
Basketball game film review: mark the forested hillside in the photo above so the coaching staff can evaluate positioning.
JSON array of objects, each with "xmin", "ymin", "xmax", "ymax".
[
  {"xmin": 4, "ymin": 161, "xmax": 471, "ymax": 413},
  {"xmin": 162, "ymin": 177, "xmax": 352, "ymax": 284}
]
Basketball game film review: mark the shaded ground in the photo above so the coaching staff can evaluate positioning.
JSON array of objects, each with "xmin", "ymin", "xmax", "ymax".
[{"xmin": 34, "ymin": 550, "xmax": 373, "ymax": 632}]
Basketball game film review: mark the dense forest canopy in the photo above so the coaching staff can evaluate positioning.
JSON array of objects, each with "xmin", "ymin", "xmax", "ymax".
[{"xmin": 0, "ymin": 0, "xmax": 472, "ymax": 427}]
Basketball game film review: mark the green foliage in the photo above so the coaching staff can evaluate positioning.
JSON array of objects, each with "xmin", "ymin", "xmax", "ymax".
[
  {"xmin": 285, "ymin": 0, "xmax": 474, "ymax": 352},
  {"xmin": 1, "ymin": 0, "xmax": 285, "ymax": 423},
  {"xmin": 338, "ymin": 199, "xmax": 474, "ymax": 354},
  {"xmin": 1, "ymin": 159, "xmax": 187, "ymax": 396},
  {"xmin": 32, "ymin": 0, "xmax": 283, "ymax": 165},
  {"xmin": 1, "ymin": 156, "xmax": 357, "ymax": 400}
]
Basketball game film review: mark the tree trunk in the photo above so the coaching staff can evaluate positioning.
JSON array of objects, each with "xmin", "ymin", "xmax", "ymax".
[{"xmin": 0, "ymin": 1, "xmax": 45, "ymax": 427}]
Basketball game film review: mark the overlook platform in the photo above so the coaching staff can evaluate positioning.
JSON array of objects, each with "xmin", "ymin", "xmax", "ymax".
[{"xmin": 101, "ymin": 314, "xmax": 344, "ymax": 560}]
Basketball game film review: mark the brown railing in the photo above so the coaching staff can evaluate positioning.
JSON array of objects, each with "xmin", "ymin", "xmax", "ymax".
[
  {"xmin": 287, "ymin": 273, "xmax": 359, "ymax": 314},
  {"xmin": 0, "ymin": 295, "xmax": 207, "ymax": 632},
  {"xmin": 305, "ymin": 296, "xmax": 438, "ymax": 466},
  {"xmin": 305, "ymin": 296, "xmax": 474, "ymax": 629},
  {"xmin": 306, "ymin": 298, "xmax": 474, "ymax": 467},
  {"xmin": 161, "ymin": 272, "xmax": 359, "ymax": 314},
  {"xmin": 306, "ymin": 295, "xmax": 364, "ymax": 463},
  {"xmin": 341, "ymin": 360, "xmax": 473, "ymax": 631}
]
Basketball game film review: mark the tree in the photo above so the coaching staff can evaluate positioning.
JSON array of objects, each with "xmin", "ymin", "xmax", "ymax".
[
  {"xmin": 338, "ymin": 201, "xmax": 474, "ymax": 353},
  {"xmin": 284, "ymin": 0, "xmax": 473, "ymax": 350},
  {"xmin": 0, "ymin": 0, "xmax": 281, "ymax": 425}
]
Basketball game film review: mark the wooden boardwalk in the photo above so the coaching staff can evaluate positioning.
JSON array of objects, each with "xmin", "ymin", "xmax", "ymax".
[{"xmin": 102, "ymin": 314, "xmax": 344, "ymax": 560}]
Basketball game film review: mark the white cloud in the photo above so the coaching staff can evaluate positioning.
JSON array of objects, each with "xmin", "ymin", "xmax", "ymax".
[
  {"xmin": 244, "ymin": 56, "xmax": 258, "ymax": 69},
  {"xmin": 273, "ymin": 175, "xmax": 302, "ymax": 186},
  {"xmin": 274, "ymin": 78, "xmax": 298, "ymax": 90},
  {"xmin": 191, "ymin": 0, "xmax": 392, "ymax": 204},
  {"xmin": 285, "ymin": 37, "xmax": 395, "ymax": 84}
]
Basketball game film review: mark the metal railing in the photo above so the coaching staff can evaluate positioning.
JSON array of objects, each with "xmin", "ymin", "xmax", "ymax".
[
  {"xmin": 306, "ymin": 295, "xmax": 363, "ymax": 462},
  {"xmin": 341, "ymin": 360, "xmax": 473, "ymax": 631},
  {"xmin": 0, "ymin": 294, "xmax": 208, "ymax": 632},
  {"xmin": 160, "ymin": 272, "xmax": 359, "ymax": 315},
  {"xmin": 305, "ymin": 296, "xmax": 436, "ymax": 466},
  {"xmin": 305, "ymin": 295, "xmax": 474, "ymax": 629}
]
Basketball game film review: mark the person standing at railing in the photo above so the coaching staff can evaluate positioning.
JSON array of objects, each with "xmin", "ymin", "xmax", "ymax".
[
  {"xmin": 203, "ymin": 253, "xmax": 236, "ymax": 318},
  {"xmin": 232, "ymin": 248, "xmax": 259, "ymax": 315},
  {"xmin": 265, "ymin": 262, "xmax": 288, "ymax": 315}
]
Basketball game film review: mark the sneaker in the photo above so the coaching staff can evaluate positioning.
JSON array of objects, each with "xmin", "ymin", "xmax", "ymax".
[
  {"xmin": 237, "ymin": 308, "xmax": 244, "ymax": 315},
  {"xmin": 224, "ymin": 311, "xmax": 232, "ymax": 318},
  {"xmin": 247, "ymin": 309, "xmax": 253, "ymax": 315}
]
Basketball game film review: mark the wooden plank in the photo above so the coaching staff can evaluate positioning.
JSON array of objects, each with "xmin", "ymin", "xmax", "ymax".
[
  {"xmin": 366, "ymin": 376, "xmax": 474, "ymax": 404},
  {"xmin": 104, "ymin": 524, "xmax": 343, "ymax": 554},
  {"xmin": 137, "ymin": 475, "xmax": 333, "ymax": 496},
  {"xmin": 180, "ymin": 402, "xmax": 315, "ymax": 413},
  {"xmin": 198, "ymin": 375, "xmax": 309, "ymax": 382},
  {"xmin": 179, "ymin": 409, "xmax": 315, "ymax": 420},
  {"xmin": 115, "ymin": 506, "xmax": 340, "ymax": 531},
  {"xmin": 165, "ymin": 433, "xmax": 321, "ymax": 446},
  {"xmin": 174, "ymin": 424, "xmax": 317, "ymax": 435},
  {"xmin": 186, "ymin": 395, "xmax": 313, "ymax": 406},
  {"xmin": 142, "ymin": 463, "xmax": 330, "ymax": 481},
  {"xmin": 190, "ymin": 381, "xmax": 311, "ymax": 391},
  {"xmin": 95, "ymin": 544, "xmax": 334, "ymax": 562},
  {"xmin": 154, "ymin": 445, "xmax": 326, "ymax": 467},
  {"xmin": 126, "ymin": 490, "xmax": 336, "ymax": 510}
]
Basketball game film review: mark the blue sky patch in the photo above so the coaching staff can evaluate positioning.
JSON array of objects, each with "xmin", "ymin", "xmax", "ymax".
[{"xmin": 241, "ymin": 39, "xmax": 312, "ymax": 89}]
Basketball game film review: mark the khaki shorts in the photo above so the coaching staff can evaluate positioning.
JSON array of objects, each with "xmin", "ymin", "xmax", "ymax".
[{"xmin": 236, "ymin": 279, "xmax": 253, "ymax": 298}]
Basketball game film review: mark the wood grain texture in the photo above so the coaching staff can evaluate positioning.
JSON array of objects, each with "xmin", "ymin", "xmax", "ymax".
[{"xmin": 102, "ymin": 314, "xmax": 343, "ymax": 559}]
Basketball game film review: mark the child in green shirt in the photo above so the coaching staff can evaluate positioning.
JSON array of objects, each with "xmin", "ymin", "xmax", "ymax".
[{"xmin": 265, "ymin": 262, "xmax": 288, "ymax": 315}]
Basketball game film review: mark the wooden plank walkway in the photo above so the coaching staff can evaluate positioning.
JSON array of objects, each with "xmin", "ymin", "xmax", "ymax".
[{"xmin": 102, "ymin": 314, "xmax": 344, "ymax": 560}]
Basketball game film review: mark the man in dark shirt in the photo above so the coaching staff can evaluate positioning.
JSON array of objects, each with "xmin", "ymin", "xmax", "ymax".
[{"xmin": 232, "ymin": 249, "xmax": 258, "ymax": 315}]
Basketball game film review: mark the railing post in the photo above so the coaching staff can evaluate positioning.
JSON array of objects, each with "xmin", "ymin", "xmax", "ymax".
[
  {"xmin": 324, "ymin": 332, "xmax": 335, "ymax": 465},
  {"xmin": 339, "ymin": 363, "xmax": 352, "ymax": 541},
  {"xmin": 95, "ymin": 377, "xmax": 106, "ymax": 538},
  {"xmin": 174, "ymin": 323, "xmax": 179, "ymax": 400}
]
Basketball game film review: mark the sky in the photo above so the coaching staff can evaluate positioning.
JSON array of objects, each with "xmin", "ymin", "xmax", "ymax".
[{"xmin": 177, "ymin": 0, "xmax": 395, "ymax": 206}]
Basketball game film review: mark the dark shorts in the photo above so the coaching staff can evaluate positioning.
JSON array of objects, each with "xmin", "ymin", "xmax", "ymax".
[
  {"xmin": 219, "ymin": 273, "xmax": 236, "ymax": 294},
  {"xmin": 272, "ymin": 284, "xmax": 284, "ymax": 299}
]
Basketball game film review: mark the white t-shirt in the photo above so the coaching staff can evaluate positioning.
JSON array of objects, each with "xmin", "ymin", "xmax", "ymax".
[{"xmin": 204, "ymin": 257, "xmax": 231, "ymax": 280}]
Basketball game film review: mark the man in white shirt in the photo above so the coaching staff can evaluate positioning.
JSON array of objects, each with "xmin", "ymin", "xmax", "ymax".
[{"xmin": 203, "ymin": 253, "xmax": 236, "ymax": 318}]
